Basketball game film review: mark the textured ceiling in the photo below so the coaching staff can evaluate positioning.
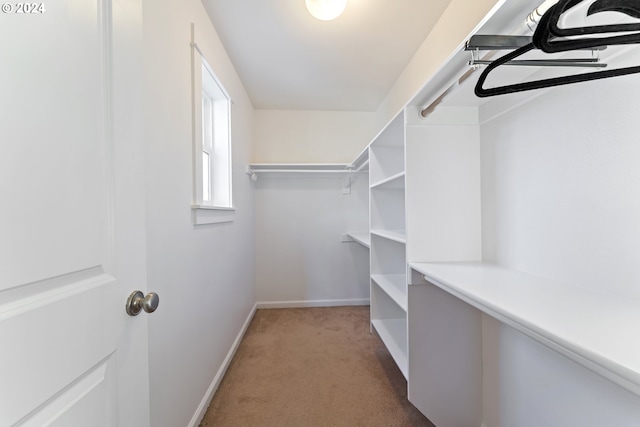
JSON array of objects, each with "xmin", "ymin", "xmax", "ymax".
[{"xmin": 202, "ymin": 0, "xmax": 454, "ymax": 111}]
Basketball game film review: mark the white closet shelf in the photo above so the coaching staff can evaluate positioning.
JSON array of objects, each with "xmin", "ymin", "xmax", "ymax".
[
  {"xmin": 356, "ymin": 159, "xmax": 369, "ymax": 172},
  {"xmin": 248, "ymin": 163, "xmax": 352, "ymax": 173},
  {"xmin": 371, "ymin": 230, "xmax": 406, "ymax": 244},
  {"xmin": 370, "ymin": 172, "xmax": 405, "ymax": 189},
  {"xmin": 409, "ymin": 261, "xmax": 640, "ymax": 397},
  {"xmin": 371, "ymin": 318, "xmax": 408, "ymax": 378},
  {"xmin": 346, "ymin": 232, "xmax": 370, "ymax": 248},
  {"xmin": 372, "ymin": 274, "xmax": 407, "ymax": 311}
]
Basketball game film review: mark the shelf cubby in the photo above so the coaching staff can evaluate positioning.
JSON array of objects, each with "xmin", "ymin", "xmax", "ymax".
[
  {"xmin": 370, "ymin": 283, "xmax": 408, "ymax": 378},
  {"xmin": 369, "ymin": 113, "xmax": 405, "ymax": 184},
  {"xmin": 370, "ymin": 186, "xmax": 405, "ymax": 233},
  {"xmin": 370, "ymin": 233, "xmax": 406, "ymax": 275},
  {"xmin": 371, "ymin": 273, "xmax": 407, "ymax": 311}
]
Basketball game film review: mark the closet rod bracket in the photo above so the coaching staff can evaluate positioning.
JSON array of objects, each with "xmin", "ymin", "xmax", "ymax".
[
  {"xmin": 465, "ymin": 35, "xmax": 607, "ymax": 51},
  {"xmin": 466, "ymin": 35, "xmax": 607, "ymax": 69}
]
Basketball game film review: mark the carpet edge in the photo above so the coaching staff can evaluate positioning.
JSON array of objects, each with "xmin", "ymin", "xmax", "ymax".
[{"xmin": 188, "ymin": 302, "xmax": 258, "ymax": 427}]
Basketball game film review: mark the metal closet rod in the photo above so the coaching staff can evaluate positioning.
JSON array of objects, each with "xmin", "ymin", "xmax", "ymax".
[
  {"xmin": 466, "ymin": 34, "xmax": 534, "ymax": 50},
  {"xmin": 419, "ymin": 68, "xmax": 476, "ymax": 118}
]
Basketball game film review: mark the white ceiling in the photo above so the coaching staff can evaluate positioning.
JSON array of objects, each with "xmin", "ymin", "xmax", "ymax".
[{"xmin": 202, "ymin": 0, "xmax": 454, "ymax": 111}]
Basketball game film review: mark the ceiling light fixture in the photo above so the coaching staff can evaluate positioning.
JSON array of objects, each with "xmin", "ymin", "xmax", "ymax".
[{"xmin": 305, "ymin": 0, "xmax": 347, "ymax": 21}]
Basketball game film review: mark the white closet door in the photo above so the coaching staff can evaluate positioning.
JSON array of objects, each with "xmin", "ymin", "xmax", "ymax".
[{"xmin": 0, "ymin": 0, "xmax": 150, "ymax": 425}]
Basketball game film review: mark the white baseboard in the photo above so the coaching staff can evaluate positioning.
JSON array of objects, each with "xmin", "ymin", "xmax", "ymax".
[
  {"xmin": 256, "ymin": 298, "xmax": 369, "ymax": 309},
  {"xmin": 188, "ymin": 302, "xmax": 258, "ymax": 427}
]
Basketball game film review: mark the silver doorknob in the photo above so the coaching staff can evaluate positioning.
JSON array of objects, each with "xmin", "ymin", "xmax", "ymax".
[{"xmin": 126, "ymin": 291, "xmax": 160, "ymax": 316}]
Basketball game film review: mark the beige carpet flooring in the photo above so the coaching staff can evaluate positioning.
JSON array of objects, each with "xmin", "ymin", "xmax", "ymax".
[{"xmin": 200, "ymin": 306, "xmax": 434, "ymax": 427}]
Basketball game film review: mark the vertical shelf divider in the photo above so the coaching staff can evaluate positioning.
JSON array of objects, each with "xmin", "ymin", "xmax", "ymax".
[
  {"xmin": 368, "ymin": 110, "xmax": 408, "ymax": 378},
  {"xmin": 404, "ymin": 105, "xmax": 483, "ymax": 426}
]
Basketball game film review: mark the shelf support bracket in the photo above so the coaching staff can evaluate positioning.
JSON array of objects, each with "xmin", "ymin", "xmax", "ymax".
[{"xmin": 246, "ymin": 166, "xmax": 257, "ymax": 182}]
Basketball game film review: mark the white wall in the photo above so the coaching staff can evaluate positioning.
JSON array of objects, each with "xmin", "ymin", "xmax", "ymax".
[
  {"xmin": 483, "ymin": 319, "xmax": 640, "ymax": 427},
  {"xmin": 254, "ymin": 173, "xmax": 369, "ymax": 306},
  {"xmin": 480, "ymin": 71, "xmax": 640, "ymax": 299},
  {"xmin": 252, "ymin": 110, "xmax": 373, "ymax": 307},
  {"xmin": 142, "ymin": 1, "xmax": 255, "ymax": 426},
  {"xmin": 253, "ymin": 109, "xmax": 378, "ymax": 163},
  {"xmin": 478, "ymin": 62, "xmax": 640, "ymax": 425}
]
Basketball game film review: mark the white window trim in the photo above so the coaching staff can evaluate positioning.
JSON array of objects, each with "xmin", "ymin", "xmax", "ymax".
[
  {"xmin": 191, "ymin": 204, "xmax": 236, "ymax": 225},
  {"xmin": 190, "ymin": 27, "xmax": 235, "ymax": 225}
]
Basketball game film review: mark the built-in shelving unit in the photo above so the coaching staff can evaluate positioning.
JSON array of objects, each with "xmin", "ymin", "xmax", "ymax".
[
  {"xmin": 368, "ymin": 111, "xmax": 408, "ymax": 377},
  {"xmin": 396, "ymin": 0, "xmax": 640, "ymax": 425}
]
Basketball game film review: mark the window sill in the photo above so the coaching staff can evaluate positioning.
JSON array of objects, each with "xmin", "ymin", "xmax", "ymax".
[{"xmin": 191, "ymin": 205, "xmax": 235, "ymax": 225}]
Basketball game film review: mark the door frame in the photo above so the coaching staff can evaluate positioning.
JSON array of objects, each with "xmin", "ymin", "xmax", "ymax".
[{"xmin": 109, "ymin": 0, "xmax": 151, "ymax": 424}]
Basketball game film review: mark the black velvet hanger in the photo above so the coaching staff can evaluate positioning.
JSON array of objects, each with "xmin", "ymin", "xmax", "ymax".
[
  {"xmin": 534, "ymin": 0, "xmax": 640, "ymax": 53},
  {"xmin": 551, "ymin": 0, "xmax": 640, "ymax": 36},
  {"xmin": 474, "ymin": 0, "xmax": 640, "ymax": 97},
  {"xmin": 474, "ymin": 41, "xmax": 640, "ymax": 97}
]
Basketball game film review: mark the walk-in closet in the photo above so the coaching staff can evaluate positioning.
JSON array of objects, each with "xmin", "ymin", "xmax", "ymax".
[
  {"xmin": 6, "ymin": 0, "xmax": 640, "ymax": 425},
  {"xmin": 251, "ymin": 0, "xmax": 640, "ymax": 425}
]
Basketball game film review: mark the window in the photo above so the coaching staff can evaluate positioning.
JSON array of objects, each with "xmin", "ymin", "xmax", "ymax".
[{"xmin": 191, "ymin": 38, "xmax": 234, "ymax": 225}]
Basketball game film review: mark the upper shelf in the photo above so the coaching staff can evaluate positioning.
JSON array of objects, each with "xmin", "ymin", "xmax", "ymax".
[
  {"xmin": 247, "ymin": 163, "xmax": 369, "ymax": 181},
  {"xmin": 248, "ymin": 147, "xmax": 370, "ymax": 176},
  {"xmin": 249, "ymin": 163, "xmax": 351, "ymax": 173},
  {"xmin": 409, "ymin": 261, "xmax": 640, "ymax": 398}
]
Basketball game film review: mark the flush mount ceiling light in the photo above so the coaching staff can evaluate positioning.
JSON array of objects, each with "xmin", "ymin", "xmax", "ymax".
[{"xmin": 305, "ymin": 0, "xmax": 347, "ymax": 21}]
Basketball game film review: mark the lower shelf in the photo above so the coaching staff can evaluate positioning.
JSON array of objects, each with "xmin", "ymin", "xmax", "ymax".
[
  {"xmin": 370, "ymin": 229, "xmax": 406, "ymax": 244},
  {"xmin": 346, "ymin": 231, "xmax": 370, "ymax": 248},
  {"xmin": 371, "ymin": 318, "xmax": 408, "ymax": 378},
  {"xmin": 410, "ymin": 261, "xmax": 640, "ymax": 398}
]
